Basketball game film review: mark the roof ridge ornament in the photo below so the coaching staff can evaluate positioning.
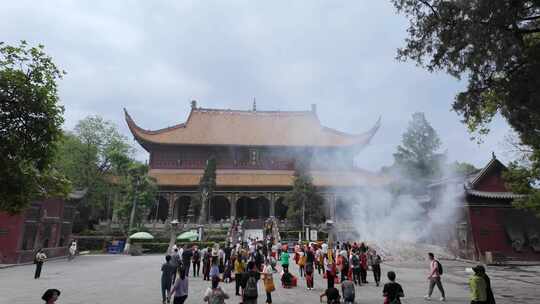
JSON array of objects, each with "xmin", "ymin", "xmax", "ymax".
[
  {"xmin": 191, "ymin": 100, "xmax": 197, "ymax": 109},
  {"xmin": 252, "ymin": 97, "xmax": 257, "ymax": 112}
]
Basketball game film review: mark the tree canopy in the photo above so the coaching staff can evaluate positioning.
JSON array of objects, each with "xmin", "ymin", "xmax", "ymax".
[
  {"xmin": 392, "ymin": 0, "xmax": 540, "ymax": 141},
  {"xmin": 392, "ymin": 0, "xmax": 540, "ymax": 214},
  {"xmin": 393, "ymin": 112, "xmax": 443, "ymax": 180},
  {"xmin": 53, "ymin": 116, "xmax": 153, "ymax": 231},
  {"xmin": 286, "ymin": 165, "xmax": 325, "ymax": 227},
  {"xmin": 0, "ymin": 41, "xmax": 69, "ymax": 213}
]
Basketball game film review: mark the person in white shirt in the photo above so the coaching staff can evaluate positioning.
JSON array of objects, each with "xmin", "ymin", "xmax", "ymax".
[
  {"xmin": 34, "ymin": 249, "xmax": 47, "ymax": 279},
  {"xmin": 68, "ymin": 241, "xmax": 77, "ymax": 260},
  {"xmin": 315, "ymin": 248, "xmax": 323, "ymax": 275}
]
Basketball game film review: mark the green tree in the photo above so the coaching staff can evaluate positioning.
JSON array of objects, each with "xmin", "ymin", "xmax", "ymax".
[
  {"xmin": 116, "ymin": 162, "xmax": 157, "ymax": 232},
  {"xmin": 286, "ymin": 165, "xmax": 325, "ymax": 227},
  {"xmin": 504, "ymin": 157, "xmax": 540, "ymax": 217},
  {"xmin": 447, "ymin": 161, "xmax": 479, "ymax": 177},
  {"xmin": 392, "ymin": 0, "xmax": 540, "ymax": 140},
  {"xmin": 197, "ymin": 156, "xmax": 216, "ymax": 223},
  {"xmin": 392, "ymin": 0, "xmax": 540, "ymax": 213},
  {"xmin": 393, "ymin": 112, "xmax": 443, "ymax": 180},
  {"xmin": 0, "ymin": 41, "xmax": 70, "ymax": 213},
  {"xmin": 54, "ymin": 116, "xmax": 133, "ymax": 230}
]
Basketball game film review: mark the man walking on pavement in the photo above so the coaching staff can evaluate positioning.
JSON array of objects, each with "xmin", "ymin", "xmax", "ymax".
[
  {"xmin": 425, "ymin": 252, "xmax": 446, "ymax": 301},
  {"xmin": 182, "ymin": 245, "xmax": 193, "ymax": 277}
]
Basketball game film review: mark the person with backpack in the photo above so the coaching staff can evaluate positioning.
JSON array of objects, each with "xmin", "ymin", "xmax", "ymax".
[
  {"xmin": 351, "ymin": 251, "xmax": 362, "ymax": 286},
  {"xmin": 209, "ymin": 257, "xmax": 220, "ymax": 280},
  {"xmin": 243, "ymin": 261, "xmax": 260, "ymax": 304},
  {"xmin": 161, "ymin": 255, "xmax": 177, "ymax": 304},
  {"xmin": 192, "ymin": 246, "xmax": 201, "ymax": 277},
  {"xmin": 203, "ymin": 276, "xmax": 230, "ymax": 304},
  {"xmin": 425, "ymin": 252, "xmax": 446, "ymax": 301},
  {"xmin": 341, "ymin": 278, "xmax": 355, "ymax": 304},
  {"xmin": 383, "ymin": 271, "xmax": 404, "ymax": 304}
]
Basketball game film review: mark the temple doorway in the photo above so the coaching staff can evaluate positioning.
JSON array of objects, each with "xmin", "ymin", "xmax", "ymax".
[
  {"xmin": 236, "ymin": 196, "xmax": 270, "ymax": 219},
  {"xmin": 210, "ymin": 196, "xmax": 231, "ymax": 221},
  {"xmin": 175, "ymin": 196, "xmax": 191, "ymax": 221},
  {"xmin": 148, "ymin": 196, "xmax": 169, "ymax": 223},
  {"xmin": 275, "ymin": 197, "xmax": 288, "ymax": 219}
]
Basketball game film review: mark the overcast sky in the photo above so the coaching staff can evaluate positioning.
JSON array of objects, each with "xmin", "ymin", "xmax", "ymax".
[{"xmin": 1, "ymin": 1, "xmax": 512, "ymax": 171}]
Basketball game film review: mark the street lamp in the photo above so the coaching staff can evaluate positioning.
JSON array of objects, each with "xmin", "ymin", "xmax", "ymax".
[{"xmin": 168, "ymin": 219, "xmax": 179, "ymax": 254}]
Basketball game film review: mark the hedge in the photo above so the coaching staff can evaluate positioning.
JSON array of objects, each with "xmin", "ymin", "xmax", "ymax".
[
  {"xmin": 77, "ymin": 238, "xmax": 111, "ymax": 251},
  {"xmin": 279, "ymin": 230, "xmax": 328, "ymax": 242},
  {"xmin": 140, "ymin": 241, "xmax": 226, "ymax": 253}
]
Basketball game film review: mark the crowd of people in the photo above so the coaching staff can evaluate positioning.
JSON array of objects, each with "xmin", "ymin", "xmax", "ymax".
[
  {"xmin": 33, "ymin": 237, "xmax": 496, "ymax": 304},
  {"xmin": 157, "ymin": 238, "xmax": 497, "ymax": 304}
]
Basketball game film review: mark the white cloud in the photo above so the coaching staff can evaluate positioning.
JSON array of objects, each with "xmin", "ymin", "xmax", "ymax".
[{"xmin": 0, "ymin": 0, "xmax": 513, "ymax": 170}]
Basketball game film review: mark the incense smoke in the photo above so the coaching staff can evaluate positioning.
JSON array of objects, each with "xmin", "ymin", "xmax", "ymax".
[{"xmin": 327, "ymin": 160, "xmax": 462, "ymax": 247}]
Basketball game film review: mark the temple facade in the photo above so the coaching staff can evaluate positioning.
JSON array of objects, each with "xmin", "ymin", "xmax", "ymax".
[
  {"xmin": 428, "ymin": 156, "xmax": 540, "ymax": 261},
  {"xmin": 125, "ymin": 101, "xmax": 389, "ymax": 225}
]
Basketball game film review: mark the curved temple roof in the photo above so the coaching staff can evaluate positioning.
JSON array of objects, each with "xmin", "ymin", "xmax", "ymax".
[{"xmin": 125, "ymin": 105, "xmax": 380, "ymax": 148}]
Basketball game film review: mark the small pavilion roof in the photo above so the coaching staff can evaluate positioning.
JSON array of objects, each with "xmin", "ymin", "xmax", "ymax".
[{"xmin": 125, "ymin": 103, "xmax": 380, "ymax": 149}]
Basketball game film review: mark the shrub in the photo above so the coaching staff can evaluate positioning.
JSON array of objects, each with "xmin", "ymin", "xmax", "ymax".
[
  {"xmin": 77, "ymin": 238, "xmax": 109, "ymax": 251},
  {"xmin": 140, "ymin": 241, "xmax": 226, "ymax": 253}
]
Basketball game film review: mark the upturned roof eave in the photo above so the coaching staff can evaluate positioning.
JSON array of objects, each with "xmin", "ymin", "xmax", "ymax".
[{"xmin": 124, "ymin": 107, "xmax": 380, "ymax": 148}]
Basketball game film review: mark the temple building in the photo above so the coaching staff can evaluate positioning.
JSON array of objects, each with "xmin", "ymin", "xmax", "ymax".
[
  {"xmin": 0, "ymin": 190, "xmax": 85, "ymax": 264},
  {"xmin": 125, "ymin": 101, "xmax": 389, "ymax": 225},
  {"xmin": 428, "ymin": 156, "xmax": 540, "ymax": 261}
]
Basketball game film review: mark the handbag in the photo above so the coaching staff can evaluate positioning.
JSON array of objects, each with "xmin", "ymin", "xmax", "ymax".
[{"xmin": 264, "ymin": 278, "xmax": 275, "ymax": 292}]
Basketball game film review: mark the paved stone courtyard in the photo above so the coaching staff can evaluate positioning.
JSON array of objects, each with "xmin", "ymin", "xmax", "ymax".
[{"xmin": 1, "ymin": 254, "xmax": 539, "ymax": 304}]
